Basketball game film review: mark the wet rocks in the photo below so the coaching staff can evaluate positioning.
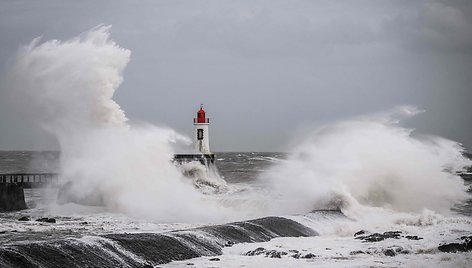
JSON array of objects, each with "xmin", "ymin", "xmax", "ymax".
[
  {"xmin": 18, "ymin": 216, "xmax": 30, "ymax": 221},
  {"xmin": 354, "ymin": 231, "xmax": 402, "ymax": 242},
  {"xmin": 383, "ymin": 231, "xmax": 402, "ymax": 238},
  {"xmin": 354, "ymin": 230, "xmax": 366, "ymax": 237},
  {"xmin": 245, "ymin": 247, "xmax": 266, "ymax": 256},
  {"xmin": 36, "ymin": 218, "xmax": 56, "ymax": 223},
  {"xmin": 355, "ymin": 231, "xmax": 402, "ymax": 242},
  {"xmin": 350, "ymin": 250, "xmax": 365, "ymax": 255},
  {"xmin": 245, "ymin": 248, "xmax": 288, "ymax": 258},
  {"xmin": 383, "ymin": 249, "xmax": 396, "ymax": 256},
  {"xmin": 405, "ymin": 235, "xmax": 423, "ymax": 240},
  {"xmin": 289, "ymin": 252, "xmax": 317, "ymax": 259},
  {"xmin": 245, "ymin": 247, "xmax": 316, "ymax": 259},
  {"xmin": 302, "ymin": 253, "xmax": 317, "ymax": 259},
  {"xmin": 383, "ymin": 246, "xmax": 409, "ymax": 256},
  {"xmin": 355, "ymin": 230, "xmax": 424, "ymax": 246},
  {"xmin": 260, "ymin": 250, "xmax": 287, "ymax": 258},
  {"xmin": 438, "ymin": 236, "xmax": 472, "ymax": 253}
]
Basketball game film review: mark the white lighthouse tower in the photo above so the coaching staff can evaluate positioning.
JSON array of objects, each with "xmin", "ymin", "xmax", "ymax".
[
  {"xmin": 194, "ymin": 105, "xmax": 211, "ymax": 154},
  {"xmin": 173, "ymin": 105, "xmax": 215, "ymax": 165}
]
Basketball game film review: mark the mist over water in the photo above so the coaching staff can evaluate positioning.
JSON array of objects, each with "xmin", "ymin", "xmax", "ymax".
[
  {"xmin": 261, "ymin": 106, "xmax": 471, "ymax": 217},
  {"xmin": 7, "ymin": 26, "xmax": 471, "ymax": 226}
]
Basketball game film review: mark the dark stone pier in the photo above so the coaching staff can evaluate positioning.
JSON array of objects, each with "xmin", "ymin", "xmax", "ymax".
[
  {"xmin": 0, "ymin": 184, "xmax": 27, "ymax": 211},
  {"xmin": 0, "ymin": 173, "xmax": 58, "ymax": 211}
]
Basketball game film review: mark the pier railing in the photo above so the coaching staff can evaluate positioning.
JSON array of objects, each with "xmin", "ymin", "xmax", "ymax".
[
  {"xmin": 0, "ymin": 173, "xmax": 59, "ymax": 188},
  {"xmin": 193, "ymin": 118, "xmax": 209, "ymax": 123}
]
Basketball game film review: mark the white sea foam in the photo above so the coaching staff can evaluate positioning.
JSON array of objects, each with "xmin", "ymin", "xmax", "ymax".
[
  {"xmin": 178, "ymin": 161, "xmax": 228, "ymax": 194},
  {"xmin": 260, "ymin": 106, "xmax": 471, "ymax": 217}
]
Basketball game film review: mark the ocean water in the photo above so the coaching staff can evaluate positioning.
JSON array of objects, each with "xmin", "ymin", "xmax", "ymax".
[
  {"xmin": 1, "ymin": 151, "xmax": 471, "ymax": 267},
  {"xmin": 0, "ymin": 152, "xmax": 278, "ymax": 240}
]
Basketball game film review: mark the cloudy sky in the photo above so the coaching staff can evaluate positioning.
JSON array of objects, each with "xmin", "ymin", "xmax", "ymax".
[{"xmin": 0, "ymin": 0, "xmax": 471, "ymax": 152}]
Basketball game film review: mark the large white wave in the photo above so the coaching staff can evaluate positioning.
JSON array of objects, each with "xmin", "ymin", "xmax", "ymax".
[
  {"xmin": 9, "ymin": 26, "xmax": 230, "ymax": 222},
  {"xmin": 261, "ymin": 106, "xmax": 471, "ymax": 216}
]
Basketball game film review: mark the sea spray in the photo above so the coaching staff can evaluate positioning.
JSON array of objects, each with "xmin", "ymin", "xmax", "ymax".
[
  {"xmin": 260, "ymin": 106, "xmax": 471, "ymax": 216},
  {"xmin": 8, "ymin": 26, "xmax": 230, "ymax": 221},
  {"xmin": 178, "ymin": 161, "xmax": 229, "ymax": 194}
]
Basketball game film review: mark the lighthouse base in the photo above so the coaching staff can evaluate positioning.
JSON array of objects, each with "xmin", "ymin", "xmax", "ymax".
[{"xmin": 173, "ymin": 154, "xmax": 215, "ymax": 165}]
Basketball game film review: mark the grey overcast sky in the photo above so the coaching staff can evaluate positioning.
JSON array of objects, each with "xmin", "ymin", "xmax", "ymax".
[{"xmin": 0, "ymin": 0, "xmax": 471, "ymax": 152}]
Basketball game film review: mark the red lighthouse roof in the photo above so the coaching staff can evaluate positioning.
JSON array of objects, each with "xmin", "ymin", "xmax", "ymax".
[{"xmin": 194, "ymin": 105, "xmax": 209, "ymax": 123}]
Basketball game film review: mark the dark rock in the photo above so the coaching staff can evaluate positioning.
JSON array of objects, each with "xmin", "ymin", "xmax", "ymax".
[
  {"xmin": 225, "ymin": 241, "xmax": 234, "ymax": 247},
  {"xmin": 350, "ymin": 250, "xmax": 365, "ymax": 255},
  {"xmin": 245, "ymin": 247, "xmax": 266, "ymax": 256},
  {"xmin": 405, "ymin": 235, "xmax": 423, "ymax": 240},
  {"xmin": 354, "ymin": 230, "xmax": 366, "ymax": 237},
  {"xmin": 302, "ymin": 253, "xmax": 317, "ymax": 259},
  {"xmin": 0, "ymin": 231, "xmax": 6, "ymax": 234},
  {"xmin": 36, "ymin": 218, "xmax": 56, "ymax": 223},
  {"xmin": 186, "ymin": 264, "xmax": 194, "ymax": 266},
  {"xmin": 384, "ymin": 249, "xmax": 396, "ymax": 257},
  {"xmin": 209, "ymin": 258, "xmax": 220, "ymax": 261},
  {"xmin": 18, "ymin": 216, "xmax": 30, "ymax": 221},
  {"xmin": 383, "ymin": 231, "xmax": 402, "ymax": 239},
  {"xmin": 356, "ymin": 231, "xmax": 402, "ymax": 242},
  {"xmin": 245, "ymin": 248, "xmax": 288, "ymax": 258},
  {"xmin": 81, "ymin": 221, "xmax": 88, "ymax": 225},
  {"xmin": 438, "ymin": 236, "xmax": 472, "ymax": 253},
  {"xmin": 265, "ymin": 250, "xmax": 286, "ymax": 258},
  {"xmin": 400, "ymin": 249, "xmax": 411, "ymax": 254},
  {"xmin": 142, "ymin": 264, "xmax": 153, "ymax": 268},
  {"xmin": 356, "ymin": 233, "xmax": 384, "ymax": 242}
]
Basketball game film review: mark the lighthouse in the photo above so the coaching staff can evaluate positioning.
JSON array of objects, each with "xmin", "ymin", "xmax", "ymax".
[
  {"xmin": 173, "ymin": 105, "xmax": 215, "ymax": 165},
  {"xmin": 194, "ymin": 105, "xmax": 211, "ymax": 154}
]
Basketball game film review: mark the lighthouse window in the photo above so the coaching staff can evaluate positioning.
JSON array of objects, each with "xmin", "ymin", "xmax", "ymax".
[{"xmin": 197, "ymin": 129, "xmax": 204, "ymax": 140}]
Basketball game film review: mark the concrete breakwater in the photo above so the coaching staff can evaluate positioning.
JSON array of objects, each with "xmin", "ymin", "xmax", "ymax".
[{"xmin": 0, "ymin": 216, "xmax": 317, "ymax": 267}]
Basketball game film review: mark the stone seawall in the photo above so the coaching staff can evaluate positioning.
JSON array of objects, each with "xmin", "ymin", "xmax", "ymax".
[{"xmin": 0, "ymin": 184, "xmax": 26, "ymax": 211}]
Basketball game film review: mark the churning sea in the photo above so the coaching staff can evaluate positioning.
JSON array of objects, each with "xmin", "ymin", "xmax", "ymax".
[{"xmin": 0, "ymin": 151, "xmax": 471, "ymax": 267}]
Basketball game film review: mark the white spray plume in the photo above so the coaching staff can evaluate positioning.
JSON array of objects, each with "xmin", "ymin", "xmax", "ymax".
[
  {"xmin": 261, "ymin": 106, "xmax": 471, "ymax": 215},
  {"xmin": 9, "ymin": 26, "xmax": 231, "ymax": 222},
  {"xmin": 13, "ymin": 25, "xmax": 129, "ymax": 136}
]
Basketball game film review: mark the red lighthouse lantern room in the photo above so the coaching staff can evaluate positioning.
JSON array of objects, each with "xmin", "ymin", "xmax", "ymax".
[{"xmin": 194, "ymin": 105, "xmax": 209, "ymax": 123}]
